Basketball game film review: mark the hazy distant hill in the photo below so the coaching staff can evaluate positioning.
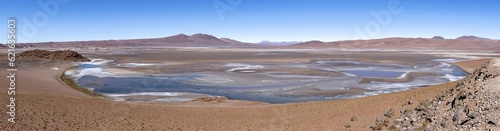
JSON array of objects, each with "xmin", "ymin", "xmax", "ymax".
[
  {"xmin": 6, "ymin": 34, "xmax": 499, "ymax": 50},
  {"xmin": 456, "ymin": 35, "xmax": 494, "ymax": 42},
  {"xmin": 431, "ymin": 36, "xmax": 445, "ymax": 40},
  {"xmin": 290, "ymin": 36, "xmax": 500, "ymax": 50},
  {"xmin": 258, "ymin": 40, "xmax": 302, "ymax": 45}
]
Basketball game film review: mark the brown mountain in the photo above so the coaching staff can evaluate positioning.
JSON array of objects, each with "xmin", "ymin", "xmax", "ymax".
[{"xmin": 11, "ymin": 33, "xmax": 255, "ymax": 48}]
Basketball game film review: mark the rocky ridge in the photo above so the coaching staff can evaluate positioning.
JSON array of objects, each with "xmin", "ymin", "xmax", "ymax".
[
  {"xmin": 17, "ymin": 49, "xmax": 90, "ymax": 62},
  {"xmin": 370, "ymin": 59, "xmax": 500, "ymax": 130}
]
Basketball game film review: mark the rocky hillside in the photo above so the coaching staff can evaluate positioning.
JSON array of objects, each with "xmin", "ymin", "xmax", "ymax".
[
  {"xmin": 370, "ymin": 59, "xmax": 500, "ymax": 130},
  {"xmin": 17, "ymin": 49, "xmax": 90, "ymax": 62}
]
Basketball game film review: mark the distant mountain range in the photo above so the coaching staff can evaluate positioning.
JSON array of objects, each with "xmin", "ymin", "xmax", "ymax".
[
  {"xmin": 290, "ymin": 35, "xmax": 500, "ymax": 50},
  {"xmin": 2, "ymin": 34, "xmax": 499, "ymax": 50},
  {"xmin": 258, "ymin": 40, "xmax": 302, "ymax": 45},
  {"xmin": 5, "ymin": 33, "xmax": 256, "ymax": 48}
]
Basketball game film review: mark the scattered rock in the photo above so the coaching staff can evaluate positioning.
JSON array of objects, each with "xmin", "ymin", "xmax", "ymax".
[
  {"xmin": 344, "ymin": 123, "xmax": 351, "ymax": 128},
  {"xmin": 488, "ymin": 120, "xmax": 497, "ymax": 125},
  {"xmin": 452, "ymin": 108, "xmax": 464, "ymax": 122},
  {"xmin": 351, "ymin": 116, "xmax": 358, "ymax": 122},
  {"xmin": 373, "ymin": 59, "xmax": 500, "ymax": 130},
  {"xmin": 370, "ymin": 117, "xmax": 385, "ymax": 130},
  {"xmin": 407, "ymin": 100, "xmax": 413, "ymax": 105},
  {"xmin": 385, "ymin": 108, "xmax": 395, "ymax": 118}
]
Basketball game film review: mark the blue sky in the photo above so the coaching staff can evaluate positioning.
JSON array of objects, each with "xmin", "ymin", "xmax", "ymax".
[{"xmin": 1, "ymin": 0, "xmax": 499, "ymax": 43}]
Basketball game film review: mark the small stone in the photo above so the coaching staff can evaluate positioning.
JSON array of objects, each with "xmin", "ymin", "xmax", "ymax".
[
  {"xmin": 487, "ymin": 120, "xmax": 496, "ymax": 125},
  {"xmin": 344, "ymin": 123, "xmax": 351, "ymax": 128},
  {"xmin": 394, "ymin": 118, "xmax": 402, "ymax": 124},
  {"xmin": 468, "ymin": 112, "xmax": 479, "ymax": 119},
  {"xmin": 383, "ymin": 118, "xmax": 390, "ymax": 127},
  {"xmin": 385, "ymin": 108, "xmax": 395, "ymax": 118},
  {"xmin": 376, "ymin": 116, "xmax": 382, "ymax": 122},
  {"xmin": 453, "ymin": 108, "xmax": 464, "ymax": 122},
  {"xmin": 351, "ymin": 116, "xmax": 358, "ymax": 121}
]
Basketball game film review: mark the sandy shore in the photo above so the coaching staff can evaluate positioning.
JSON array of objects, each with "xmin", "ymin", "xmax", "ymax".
[
  {"xmin": 454, "ymin": 58, "xmax": 492, "ymax": 74},
  {"xmin": 0, "ymin": 52, "xmax": 491, "ymax": 130}
]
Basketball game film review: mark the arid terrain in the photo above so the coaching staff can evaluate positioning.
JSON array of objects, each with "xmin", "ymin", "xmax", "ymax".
[{"xmin": 1, "ymin": 37, "xmax": 499, "ymax": 130}]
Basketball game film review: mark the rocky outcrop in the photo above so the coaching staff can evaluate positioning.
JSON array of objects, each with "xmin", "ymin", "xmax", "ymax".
[
  {"xmin": 17, "ymin": 49, "xmax": 90, "ymax": 62},
  {"xmin": 191, "ymin": 96, "xmax": 229, "ymax": 103},
  {"xmin": 371, "ymin": 59, "xmax": 500, "ymax": 130}
]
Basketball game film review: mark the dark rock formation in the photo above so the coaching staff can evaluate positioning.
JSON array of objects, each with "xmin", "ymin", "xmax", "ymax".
[
  {"xmin": 191, "ymin": 96, "xmax": 229, "ymax": 103},
  {"xmin": 17, "ymin": 49, "xmax": 90, "ymax": 62}
]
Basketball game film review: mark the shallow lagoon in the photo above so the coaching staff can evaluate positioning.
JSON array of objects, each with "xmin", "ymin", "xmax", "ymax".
[{"xmin": 66, "ymin": 58, "xmax": 467, "ymax": 103}]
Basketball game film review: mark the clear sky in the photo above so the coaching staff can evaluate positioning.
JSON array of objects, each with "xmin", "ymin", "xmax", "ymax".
[{"xmin": 1, "ymin": 0, "xmax": 499, "ymax": 43}]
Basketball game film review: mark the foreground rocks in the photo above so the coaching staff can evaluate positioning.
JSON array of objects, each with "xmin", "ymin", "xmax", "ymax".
[
  {"xmin": 371, "ymin": 59, "xmax": 500, "ymax": 130},
  {"xmin": 17, "ymin": 49, "xmax": 90, "ymax": 62}
]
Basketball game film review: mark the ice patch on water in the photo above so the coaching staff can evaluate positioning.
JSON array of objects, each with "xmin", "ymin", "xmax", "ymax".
[
  {"xmin": 316, "ymin": 60, "xmax": 361, "ymax": 65},
  {"xmin": 102, "ymin": 52, "xmax": 137, "ymax": 55},
  {"xmin": 397, "ymin": 72, "xmax": 409, "ymax": 79},
  {"xmin": 266, "ymin": 74, "xmax": 327, "ymax": 79},
  {"xmin": 78, "ymin": 58, "xmax": 113, "ymax": 65},
  {"xmin": 442, "ymin": 68, "xmax": 454, "ymax": 72},
  {"xmin": 342, "ymin": 72, "xmax": 357, "ymax": 77},
  {"xmin": 151, "ymin": 98, "xmax": 195, "ymax": 102},
  {"xmin": 433, "ymin": 62, "xmax": 452, "ymax": 68},
  {"xmin": 240, "ymin": 70, "xmax": 256, "ymax": 73},
  {"xmin": 65, "ymin": 58, "xmax": 118, "ymax": 79},
  {"xmin": 367, "ymin": 82, "xmax": 421, "ymax": 90},
  {"xmin": 440, "ymin": 74, "xmax": 465, "ymax": 81},
  {"xmin": 105, "ymin": 92, "xmax": 183, "ymax": 97},
  {"xmin": 226, "ymin": 63, "xmax": 264, "ymax": 72},
  {"xmin": 116, "ymin": 63, "xmax": 156, "ymax": 67},
  {"xmin": 432, "ymin": 58, "xmax": 458, "ymax": 62},
  {"xmin": 195, "ymin": 77, "xmax": 234, "ymax": 83},
  {"xmin": 65, "ymin": 68, "xmax": 116, "ymax": 79},
  {"xmin": 255, "ymin": 52, "xmax": 281, "ymax": 55}
]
